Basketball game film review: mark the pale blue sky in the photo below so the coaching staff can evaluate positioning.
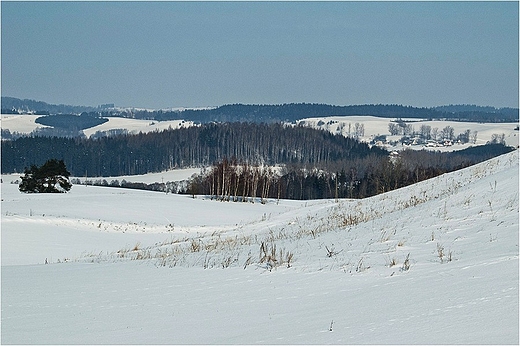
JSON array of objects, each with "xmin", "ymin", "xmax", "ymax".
[{"xmin": 2, "ymin": 1, "xmax": 518, "ymax": 109}]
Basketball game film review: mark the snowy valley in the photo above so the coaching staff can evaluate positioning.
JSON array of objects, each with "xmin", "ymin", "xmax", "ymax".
[{"xmin": 1, "ymin": 149, "xmax": 518, "ymax": 344}]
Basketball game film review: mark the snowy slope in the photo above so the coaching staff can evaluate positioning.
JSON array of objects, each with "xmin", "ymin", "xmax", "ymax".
[
  {"xmin": 82, "ymin": 117, "xmax": 196, "ymax": 138},
  {"xmin": 0, "ymin": 114, "xmax": 51, "ymax": 133},
  {"xmin": 1, "ymin": 150, "xmax": 518, "ymax": 344},
  {"xmin": 0, "ymin": 114, "xmax": 195, "ymax": 137}
]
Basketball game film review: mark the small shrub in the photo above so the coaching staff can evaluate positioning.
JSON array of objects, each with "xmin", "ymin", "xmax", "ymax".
[
  {"xmin": 356, "ymin": 257, "xmax": 369, "ymax": 273},
  {"xmin": 386, "ymin": 256, "xmax": 398, "ymax": 267},
  {"xmin": 285, "ymin": 251, "xmax": 294, "ymax": 268},
  {"xmin": 259, "ymin": 241, "xmax": 294, "ymax": 270},
  {"xmin": 259, "ymin": 241, "xmax": 278, "ymax": 270},
  {"xmin": 437, "ymin": 243, "xmax": 444, "ymax": 262},
  {"xmin": 190, "ymin": 239, "xmax": 201, "ymax": 252},
  {"xmin": 401, "ymin": 253, "xmax": 411, "ymax": 271},
  {"xmin": 436, "ymin": 243, "xmax": 452, "ymax": 263},
  {"xmin": 325, "ymin": 245, "xmax": 341, "ymax": 258},
  {"xmin": 221, "ymin": 255, "xmax": 238, "ymax": 268}
]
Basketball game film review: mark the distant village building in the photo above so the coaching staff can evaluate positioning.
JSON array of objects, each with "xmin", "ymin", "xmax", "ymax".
[{"xmin": 98, "ymin": 103, "xmax": 115, "ymax": 109}]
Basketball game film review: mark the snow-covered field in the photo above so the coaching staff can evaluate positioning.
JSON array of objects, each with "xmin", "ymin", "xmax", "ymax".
[
  {"xmin": 298, "ymin": 115, "xmax": 519, "ymax": 150},
  {"xmin": 80, "ymin": 168, "xmax": 202, "ymax": 185},
  {"xmin": 0, "ymin": 114, "xmax": 51, "ymax": 133},
  {"xmin": 0, "ymin": 114, "xmax": 196, "ymax": 137},
  {"xmin": 1, "ymin": 150, "xmax": 518, "ymax": 344},
  {"xmin": 82, "ymin": 118, "xmax": 196, "ymax": 138}
]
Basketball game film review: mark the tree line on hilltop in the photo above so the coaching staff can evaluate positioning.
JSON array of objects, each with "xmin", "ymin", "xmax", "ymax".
[
  {"xmin": 3, "ymin": 97, "xmax": 518, "ymax": 123},
  {"xmin": 177, "ymin": 103, "xmax": 518, "ymax": 123}
]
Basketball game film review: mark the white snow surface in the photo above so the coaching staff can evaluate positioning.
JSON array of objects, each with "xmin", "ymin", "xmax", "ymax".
[
  {"xmin": 78, "ymin": 168, "xmax": 202, "ymax": 185},
  {"xmin": 3, "ymin": 169, "xmax": 201, "ymax": 186},
  {"xmin": 0, "ymin": 114, "xmax": 51, "ymax": 133},
  {"xmin": 0, "ymin": 114, "xmax": 196, "ymax": 137},
  {"xmin": 1, "ymin": 150, "xmax": 519, "ymax": 344},
  {"xmin": 82, "ymin": 117, "xmax": 196, "ymax": 138}
]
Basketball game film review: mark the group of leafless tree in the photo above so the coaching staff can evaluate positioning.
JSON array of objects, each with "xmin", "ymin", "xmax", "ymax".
[
  {"xmin": 186, "ymin": 143, "xmax": 513, "ymax": 201},
  {"xmin": 388, "ymin": 121, "xmax": 478, "ymax": 144}
]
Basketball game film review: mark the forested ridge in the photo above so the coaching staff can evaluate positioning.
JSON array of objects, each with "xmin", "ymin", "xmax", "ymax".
[
  {"xmin": 178, "ymin": 103, "xmax": 518, "ymax": 123},
  {"xmin": 1, "ymin": 97, "xmax": 99, "ymax": 115},
  {"xmin": 3, "ymin": 97, "xmax": 518, "ymax": 123},
  {"xmin": 1, "ymin": 122, "xmax": 387, "ymax": 176}
]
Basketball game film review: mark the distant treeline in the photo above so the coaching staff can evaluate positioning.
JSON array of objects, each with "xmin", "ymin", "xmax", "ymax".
[
  {"xmin": 3, "ymin": 97, "xmax": 518, "ymax": 123},
  {"xmin": 175, "ymin": 103, "xmax": 519, "ymax": 123},
  {"xmin": 70, "ymin": 178, "xmax": 187, "ymax": 194},
  {"xmin": 72, "ymin": 103, "xmax": 520, "ymax": 123},
  {"xmin": 1, "ymin": 122, "xmax": 387, "ymax": 176},
  {"xmin": 185, "ymin": 144, "xmax": 515, "ymax": 201},
  {"xmin": 1, "ymin": 97, "xmax": 100, "ymax": 115}
]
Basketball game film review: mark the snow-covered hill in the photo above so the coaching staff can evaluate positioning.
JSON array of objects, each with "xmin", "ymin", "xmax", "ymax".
[
  {"xmin": 0, "ymin": 114, "xmax": 196, "ymax": 137},
  {"xmin": 2, "ymin": 113, "xmax": 518, "ymax": 149},
  {"xmin": 297, "ymin": 115, "xmax": 519, "ymax": 149},
  {"xmin": 1, "ymin": 150, "xmax": 518, "ymax": 344}
]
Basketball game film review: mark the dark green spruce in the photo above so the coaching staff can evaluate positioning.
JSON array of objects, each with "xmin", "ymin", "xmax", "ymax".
[{"xmin": 19, "ymin": 159, "xmax": 72, "ymax": 193}]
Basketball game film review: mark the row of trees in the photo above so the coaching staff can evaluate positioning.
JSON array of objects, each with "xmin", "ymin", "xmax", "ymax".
[
  {"xmin": 148, "ymin": 103, "xmax": 519, "ymax": 123},
  {"xmin": 387, "ymin": 122, "xmax": 477, "ymax": 143},
  {"xmin": 1, "ymin": 97, "xmax": 99, "ymax": 115},
  {"xmin": 70, "ymin": 177, "xmax": 186, "ymax": 194},
  {"xmin": 187, "ymin": 158, "xmax": 280, "ymax": 203}
]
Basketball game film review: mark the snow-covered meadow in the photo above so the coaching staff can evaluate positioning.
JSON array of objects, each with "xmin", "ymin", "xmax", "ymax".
[
  {"xmin": 298, "ymin": 115, "xmax": 519, "ymax": 150},
  {"xmin": 1, "ymin": 149, "xmax": 518, "ymax": 344}
]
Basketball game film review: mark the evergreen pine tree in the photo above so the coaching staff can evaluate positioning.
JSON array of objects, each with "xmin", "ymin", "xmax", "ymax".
[{"xmin": 19, "ymin": 159, "xmax": 72, "ymax": 193}]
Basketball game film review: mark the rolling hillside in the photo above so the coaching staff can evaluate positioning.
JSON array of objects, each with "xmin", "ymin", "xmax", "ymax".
[{"xmin": 1, "ymin": 150, "xmax": 518, "ymax": 344}]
